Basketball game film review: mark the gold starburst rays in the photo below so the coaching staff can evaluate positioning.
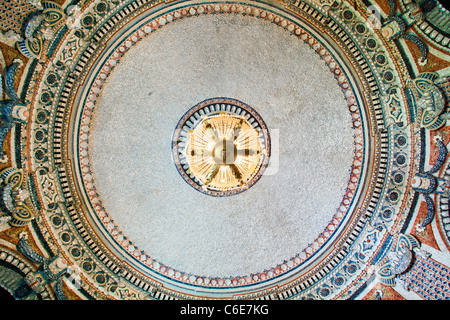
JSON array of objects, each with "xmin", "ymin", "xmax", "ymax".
[
  {"xmin": 185, "ymin": 112, "xmax": 263, "ymax": 192},
  {"xmin": 173, "ymin": 98, "xmax": 270, "ymax": 196}
]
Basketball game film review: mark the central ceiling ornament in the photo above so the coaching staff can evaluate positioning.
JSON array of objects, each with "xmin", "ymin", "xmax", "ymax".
[
  {"xmin": 186, "ymin": 112, "xmax": 261, "ymax": 190},
  {"xmin": 172, "ymin": 98, "xmax": 270, "ymax": 196}
]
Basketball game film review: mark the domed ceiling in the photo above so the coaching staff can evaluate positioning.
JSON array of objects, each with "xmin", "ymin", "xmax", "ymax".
[{"xmin": 0, "ymin": 0, "xmax": 449, "ymax": 301}]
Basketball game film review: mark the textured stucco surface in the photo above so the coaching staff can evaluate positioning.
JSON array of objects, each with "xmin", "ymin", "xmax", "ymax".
[{"xmin": 90, "ymin": 14, "xmax": 354, "ymax": 277}]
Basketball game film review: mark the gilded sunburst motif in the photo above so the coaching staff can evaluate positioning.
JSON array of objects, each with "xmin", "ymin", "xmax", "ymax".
[
  {"xmin": 185, "ymin": 112, "xmax": 262, "ymax": 191},
  {"xmin": 172, "ymin": 98, "xmax": 270, "ymax": 196}
]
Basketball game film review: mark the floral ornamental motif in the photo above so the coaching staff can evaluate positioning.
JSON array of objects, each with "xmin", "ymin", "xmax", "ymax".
[
  {"xmin": 381, "ymin": 1, "xmax": 429, "ymax": 65},
  {"xmin": 15, "ymin": 1, "xmax": 66, "ymax": 58},
  {"xmin": 173, "ymin": 98, "xmax": 270, "ymax": 196},
  {"xmin": 375, "ymin": 233, "xmax": 428, "ymax": 286},
  {"xmin": 412, "ymin": 136, "xmax": 449, "ymax": 232},
  {"xmin": 411, "ymin": 72, "xmax": 449, "ymax": 130},
  {"xmin": 15, "ymin": 232, "xmax": 80, "ymax": 300},
  {"xmin": 0, "ymin": 167, "xmax": 34, "ymax": 227},
  {"xmin": 0, "ymin": 59, "xmax": 29, "ymax": 161}
]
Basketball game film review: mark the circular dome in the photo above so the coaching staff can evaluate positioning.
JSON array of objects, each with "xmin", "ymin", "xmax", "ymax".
[
  {"xmin": 80, "ymin": 10, "xmax": 364, "ymax": 290},
  {"xmin": 22, "ymin": 0, "xmax": 422, "ymax": 300}
]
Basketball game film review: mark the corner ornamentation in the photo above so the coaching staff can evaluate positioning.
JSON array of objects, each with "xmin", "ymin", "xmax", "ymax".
[
  {"xmin": 15, "ymin": 1, "xmax": 66, "ymax": 59},
  {"xmin": 16, "ymin": 232, "xmax": 80, "ymax": 300},
  {"xmin": 0, "ymin": 167, "xmax": 34, "ymax": 227},
  {"xmin": 375, "ymin": 233, "xmax": 430, "ymax": 287},
  {"xmin": 381, "ymin": 1, "xmax": 428, "ymax": 65},
  {"xmin": 0, "ymin": 59, "xmax": 29, "ymax": 161}
]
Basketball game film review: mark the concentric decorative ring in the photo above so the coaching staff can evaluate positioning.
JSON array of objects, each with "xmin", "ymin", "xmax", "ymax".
[{"xmin": 74, "ymin": 5, "xmax": 367, "ymax": 290}]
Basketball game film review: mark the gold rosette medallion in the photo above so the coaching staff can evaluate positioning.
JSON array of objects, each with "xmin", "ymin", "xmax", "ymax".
[{"xmin": 172, "ymin": 98, "xmax": 270, "ymax": 196}]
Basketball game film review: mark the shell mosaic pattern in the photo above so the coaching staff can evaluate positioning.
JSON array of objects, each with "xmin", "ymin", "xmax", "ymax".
[
  {"xmin": 0, "ymin": 0, "xmax": 449, "ymax": 301},
  {"xmin": 74, "ymin": 4, "xmax": 366, "ymax": 289}
]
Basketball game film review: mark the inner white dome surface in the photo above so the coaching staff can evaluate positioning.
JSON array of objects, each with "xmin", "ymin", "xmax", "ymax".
[{"xmin": 89, "ymin": 14, "xmax": 354, "ymax": 277}]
